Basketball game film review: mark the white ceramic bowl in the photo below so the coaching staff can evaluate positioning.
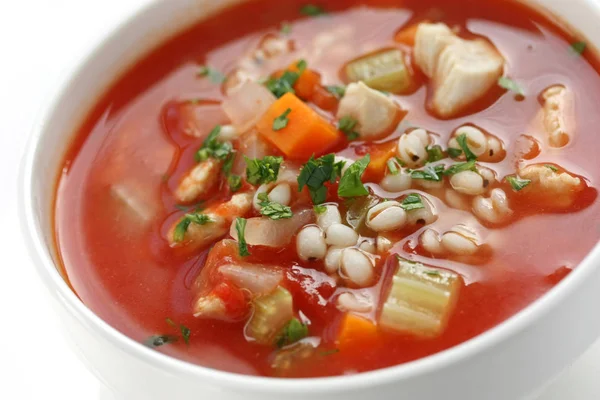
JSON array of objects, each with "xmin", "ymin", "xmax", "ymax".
[{"xmin": 18, "ymin": 0, "xmax": 600, "ymax": 399}]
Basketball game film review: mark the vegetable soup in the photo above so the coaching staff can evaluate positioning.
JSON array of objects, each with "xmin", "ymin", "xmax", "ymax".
[{"xmin": 55, "ymin": 0, "xmax": 600, "ymax": 377}]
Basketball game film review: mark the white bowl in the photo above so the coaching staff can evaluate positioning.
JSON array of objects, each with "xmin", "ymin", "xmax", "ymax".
[{"xmin": 18, "ymin": 0, "xmax": 600, "ymax": 399}]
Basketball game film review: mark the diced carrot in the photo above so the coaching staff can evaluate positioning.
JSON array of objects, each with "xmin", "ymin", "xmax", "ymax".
[
  {"xmin": 337, "ymin": 313, "xmax": 378, "ymax": 349},
  {"xmin": 257, "ymin": 93, "xmax": 342, "ymax": 160},
  {"xmin": 395, "ymin": 23, "xmax": 420, "ymax": 46},
  {"xmin": 311, "ymin": 85, "xmax": 339, "ymax": 112},
  {"xmin": 361, "ymin": 140, "xmax": 398, "ymax": 182},
  {"xmin": 274, "ymin": 62, "xmax": 322, "ymax": 100}
]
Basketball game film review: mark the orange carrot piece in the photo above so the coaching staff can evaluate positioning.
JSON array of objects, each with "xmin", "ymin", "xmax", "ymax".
[
  {"xmin": 311, "ymin": 85, "xmax": 339, "ymax": 112},
  {"xmin": 362, "ymin": 140, "xmax": 398, "ymax": 182},
  {"xmin": 274, "ymin": 62, "xmax": 322, "ymax": 100},
  {"xmin": 337, "ymin": 314, "xmax": 379, "ymax": 349},
  {"xmin": 257, "ymin": 93, "xmax": 342, "ymax": 160},
  {"xmin": 395, "ymin": 23, "xmax": 420, "ymax": 46}
]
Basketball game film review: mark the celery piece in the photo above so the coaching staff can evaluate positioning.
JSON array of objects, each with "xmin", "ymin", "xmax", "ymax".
[
  {"xmin": 379, "ymin": 257, "xmax": 461, "ymax": 337},
  {"xmin": 245, "ymin": 286, "xmax": 294, "ymax": 345},
  {"xmin": 345, "ymin": 49, "xmax": 412, "ymax": 93},
  {"xmin": 271, "ymin": 342, "xmax": 317, "ymax": 374}
]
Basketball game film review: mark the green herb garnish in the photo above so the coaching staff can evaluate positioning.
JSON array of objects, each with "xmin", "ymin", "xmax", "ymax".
[
  {"xmin": 276, "ymin": 318, "xmax": 309, "ymax": 348},
  {"xmin": 387, "ymin": 158, "xmax": 400, "ymax": 175},
  {"xmin": 456, "ymin": 133, "xmax": 477, "ymax": 161},
  {"xmin": 570, "ymin": 41, "xmax": 586, "ymax": 56},
  {"xmin": 281, "ymin": 22, "xmax": 292, "ymax": 35},
  {"xmin": 227, "ymin": 175, "xmax": 242, "ymax": 192},
  {"xmin": 144, "ymin": 335, "xmax": 179, "ymax": 348},
  {"xmin": 300, "ymin": 4, "xmax": 327, "ymax": 16},
  {"xmin": 297, "ymin": 154, "xmax": 339, "ymax": 204},
  {"xmin": 197, "ymin": 65, "xmax": 226, "ymax": 84},
  {"xmin": 400, "ymin": 193, "xmax": 425, "ymax": 211},
  {"xmin": 173, "ymin": 213, "xmax": 212, "ymax": 242},
  {"xmin": 498, "ymin": 76, "xmax": 525, "ymax": 97},
  {"xmin": 545, "ymin": 164, "xmax": 559, "ymax": 172},
  {"xmin": 273, "ymin": 108, "xmax": 292, "ymax": 131},
  {"xmin": 320, "ymin": 348, "xmax": 340, "ymax": 356},
  {"xmin": 166, "ymin": 318, "xmax": 191, "ymax": 345},
  {"xmin": 265, "ymin": 60, "xmax": 307, "ymax": 98},
  {"xmin": 245, "ymin": 155, "xmax": 283, "ymax": 185},
  {"xmin": 409, "ymin": 164, "xmax": 445, "ymax": 181},
  {"xmin": 338, "ymin": 155, "xmax": 370, "ymax": 198},
  {"xmin": 326, "ymin": 85, "xmax": 346, "ymax": 98},
  {"xmin": 447, "ymin": 147, "xmax": 463, "ymax": 159},
  {"xmin": 443, "ymin": 160, "xmax": 478, "ymax": 176},
  {"xmin": 338, "ymin": 116, "xmax": 360, "ymax": 141},
  {"xmin": 194, "ymin": 125, "xmax": 233, "ymax": 162},
  {"xmin": 506, "ymin": 175, "xmax": 531, "ymax": 191},
  {"xmin": 426, "ymin": 145, "xmax": 445, "ymax": 163},
  {"xmin": 235, "ymin": 217, "xmax": 250, "ymax": 257},
  {"xmin": 257, "ymin": 192, "xmax": 293, "ymax": 220},
  {"xmin": 314, "ymin": 204, "xmax": 327, "ymax": 214}
]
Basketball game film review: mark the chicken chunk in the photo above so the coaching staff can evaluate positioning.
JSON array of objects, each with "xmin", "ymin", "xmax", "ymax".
[
  {"xmin": 414, "ymin": 23, "xmax": 505, "ymax": 118},
  {"xmin": 336, "ymin": 82, "xmax": 401, "ymax": 139},
  {"xmin": 168, "ymin": 191, "xmax": 254, "ymax": 250},
  {"xmin": 540, "ymin": 85, "xmax": 572, "ymax": 147},
  {"xmin": 175, "ymin": 158, "xmax": 222, "ymax": 204},
  {"xmin": 519, "ymin": 164, "xmax": 584, "ymax": 208}
]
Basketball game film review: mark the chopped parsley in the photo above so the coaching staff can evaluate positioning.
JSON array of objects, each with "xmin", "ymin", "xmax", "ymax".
[
  {"xmin": 223, "ymin": 152, "xmax": 242, "ymax": 192},
  {"xmin": 276, "ymin": 318, "xmax": 309, "ymax": 348},
  {"xmin": 194, "ymin": 125, "xmax": 233, "ymax": 162},
  {"xmin": 245, "ymin": 155, "xmax": 283, "ymax": 185},
  {"xmin": 426, "ymin": 145, "xmax": 445, "ymax": 163},
  {"xmin": 498, "ymin": 76, "xmax": 525, "ymax": 97},
  {"xmin": 400, "ymin": 193, "xmax": 425, "ymax": 211},
  {"xmin": 320, "ymin": 348, "xmax": 340, "ymax": 356},
  {"xmin": 273, "ymin": 108, "xmax": 292, "ymax": 131},
  {"xmin": 338, "ymin": 155, "xmax": 370, "ymax": 198},
  {"xmin": 265, "ymin": 60, "xmax": 307, "ymax": 98},
  {"xmin": 300, "ymin": 4, "xmax": 327, "ymax": 16},
  {"xmin": 257, "ymin": 192, "xmax": 293, "ymax": 220},
  {"xmin": 545, "ymin": 164, "xmax": 559, "ymax": 172},
  {"xmin": 424, "ymin": 270, "xmax": 442, "ymax": 278},
  {"xmin": 314, "ymin": 204, "xmax": 327, "ymax": 214},
  {"xmin": 235, "ymin": 217, "xmax": 250, "ymax": 257},
  {"xmin": 443, "ymin": 160, "xmax": 478, "ymax": 176},
  {"xmin": 506, "ymin": 175, "xmax": 531, "ymax": 191},
  {"xmin": 173, "ymin": 213, "xmax": 212, "ymax": 243},
  {"xmin": 281, "ymin": 22, "xmax": 292, "ymax": 35},
  {"xmin": 144, "ymin": 335, "xmax": 179, "ymax": 348},
  {"xmin": 409, "ymin": 164, "xmax": 445, "ymax": 181},
  {"xmin": 338, "ymin": 116, "xmax": 360, "ymax": 141},
  {"xmin": 166, "ymin": 318, "xmax": 191, "ymax": 345},
  {"xmin": 448, "ymin": 147, "xmax": 463, "ymax": 159},
  {"xmin": 387, "ymin": 158, "xmax": 400, "ymax": 175},
  {"xmin": 456, "ymin": 133, "xmax": 477, "ymax": 161},
  {"xmin": 197, "ymin": 65, "xmax": 226, "ymax": 84},
  {"xmin": 326, "ymin": 85, "xmax": 346, "ymax": 98},
  {"xmin": 297, "ymin": 154, "xmax": 339, "ymax": 204},
  {"xmin": 570, "ymin": 41, "xmax": 586, "ymax": 56}
]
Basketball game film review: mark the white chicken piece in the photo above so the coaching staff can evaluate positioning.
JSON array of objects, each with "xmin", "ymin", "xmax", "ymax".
[
  {"xmin": 168, "ymin": 192, "xmax": 254, "ymax": 250},
  {"xmin": 519, "ymin": 164, "xmax": 583, "ymax": 208},
  {"xmin": 175, "ymin": 158, "xmax": 222, "ymax": 204},
  {"xmin": 337, "ymin": 82, "xmax": 400, "ymax": 139},
  {"xmin": 540, "ymin": 85, "xmax": 572, "ymax": 147},
  {"xmin": 414, "ymin": 23, "xmax": 505, "ymax": 118}
]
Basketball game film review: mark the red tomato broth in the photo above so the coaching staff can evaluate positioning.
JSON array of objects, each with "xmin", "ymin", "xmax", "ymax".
[{"xmin": 54, "ymin": 0, "xmax": 600, "ymax": 378}]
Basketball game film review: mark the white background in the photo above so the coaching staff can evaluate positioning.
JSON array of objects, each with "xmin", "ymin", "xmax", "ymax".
[{"xmin": 1, "ymin": 1, "xmax": 600, "ymax": 399}]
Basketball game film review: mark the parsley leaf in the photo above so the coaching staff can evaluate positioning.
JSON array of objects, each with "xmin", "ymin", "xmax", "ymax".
[
  {"xmin": 498, "ymin": 76, "xmax": 525, "ymax": 97},
  {"xmin": 173, "ymin": 213, "xmax": 212, "ymax": 242},
  {"xmin": 387, "ymin": 158, "xmax": 401, "ymax": 175},
  {"xmin": 281, "ymin": 22, "xmax": 292, "ymax": 35},
  {"xmin": 194, "ymin": 125, "xmax": 233, "ymax": 162},
  {"xmin": 300, "ymin": 4, "xmax": 327, "ymax": 16},
  {"xmin": 245, "ymin": 156, "xmax": 283, "ymax": 185},
  {"xmin": 273, "ymin": 108, "xmax": 292, "ymax": 131},
  {"xmin": 297, "ymin": 154, "xmax": 338, "ymax": 204},
  {"xmin": 227, "ymin": 175, "xmax": 242, "ymax": 192},
  {"xmin": 166, "ymin": 318, "xmax": 191, "ymax": 345},
  {"xmin": 443, "ymin": 160, "xmax": 477, "ymax": 176},
  {"xmin": 506, "ymin": 175, "xmax": 531, "ymax": 191},
  {"xmin": 338, "ymin": 116, "xmax": 360, "ymax": 141},
  {"xmin": 338, "ymin": 155, "xmax": 370, "ymax": 198},
  {"xmin": 197, "ymin": 66, "xmax": 226, "ymax": 84},
  {"xmin": 257, "ymin": 192, "xmax": 293, "ymax": 220},
  {"xmin": 235, "ymin": 217, "xmax": 250, "ymax": 257},
  {"xmin": 265, "ymin": 60, "xmax": 307, "ymax": 98},
  {"xmin": 326, "ymin": 85, "xmax": 346, "ymax": 98},
  {"xmin": 144, "ymin": 335, "xmax": 179, "ymax": 348},
  {"xmin": 571, "ymin": 41, "xmax": 586, "ymax": 56},
  {"xmin": 314, "ymin": 204, "xmax": 327, "ymax": 214},
  {"xmin": 456, "ymin": 133, "xmax": 477, "ymax": 161},
  {"xmin": 410, "ymin": 164, "xmax": 445, "ymax": 181},
  {"xmin": 276, "ymin": 318, "xmax": 309, "ymax": 348},
  {"xmin": 447, "ymin": 147, "xmax": 463, "ymax": 159},
  {"xmin": 400, "ymin": 193, "xmax": 425, "ymax": 211},
  {"xmin": 426, "ymin": 145, "xmax": 445, "ymax": 163},
  {"xmin": 545, "ymin": 164, "xmax": 559, "ymax": 172}
]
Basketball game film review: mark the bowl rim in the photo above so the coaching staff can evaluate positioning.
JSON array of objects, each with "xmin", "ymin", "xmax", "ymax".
[{"xmin": 18, "ymin": 0, "xmax": 600, "ymax": 394}]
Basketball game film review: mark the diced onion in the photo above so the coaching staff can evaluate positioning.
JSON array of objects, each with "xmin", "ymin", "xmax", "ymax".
[
  {"xmin": 222, "ymin": 81, "xmax": 276, "ymax": 133},
  {"xmin": 219, "ymin": 264, "xmax": 283, "ymax": 296}
]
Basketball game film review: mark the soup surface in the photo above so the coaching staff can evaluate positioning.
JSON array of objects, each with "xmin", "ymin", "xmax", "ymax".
[{"xmin": 55, "ymin": 0, "xmax": 600, "ymax": 377}]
